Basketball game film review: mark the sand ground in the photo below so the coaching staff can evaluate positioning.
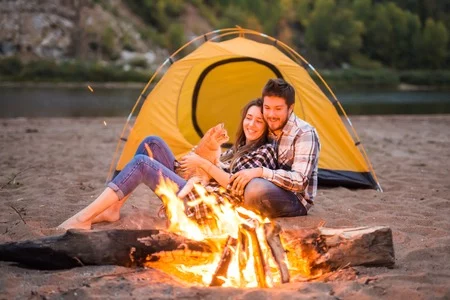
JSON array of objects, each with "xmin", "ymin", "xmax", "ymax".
[{"xmin": 1, "ymin": 115, "xmax": 449, "ymax": 299}]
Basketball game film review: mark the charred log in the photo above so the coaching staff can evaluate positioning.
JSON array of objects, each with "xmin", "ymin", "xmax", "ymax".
[
  {"xmin": 0, "ymin": 229, "xmax": 212, "ymax": 270},
  {"xmin": 281, "ymin": 226, "xmax": 395, "ymax": 272}
]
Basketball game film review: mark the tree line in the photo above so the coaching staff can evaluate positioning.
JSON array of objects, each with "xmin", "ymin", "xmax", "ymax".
[{"xmin": 125, "ymin": 0, "xmax": 449, "ymax": 70}]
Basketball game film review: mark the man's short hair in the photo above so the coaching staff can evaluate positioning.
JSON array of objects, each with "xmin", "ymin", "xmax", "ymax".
[{"xmin": 262, "ymin": 78, "xmax": 295, "ymax": 106}]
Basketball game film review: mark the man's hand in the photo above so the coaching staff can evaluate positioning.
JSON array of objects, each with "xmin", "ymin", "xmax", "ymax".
[{"xmin": 229, "ymin": 168, "xmax": 262, "ymax": 196}]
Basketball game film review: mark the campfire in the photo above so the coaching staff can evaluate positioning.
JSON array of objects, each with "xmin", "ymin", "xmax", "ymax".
[
  {"xmin": 0, "ymin": 179, "xmax": 395, "ymax": 285},
  {"xmin": 150, "ymin": 177, "xmax": 325, "ymax": 287}
]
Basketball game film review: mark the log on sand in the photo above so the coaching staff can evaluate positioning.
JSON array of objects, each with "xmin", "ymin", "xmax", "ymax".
[
  {"xmin": 281, "ymin": 226, "xmax": 395, "ymax": 272},
  {"xmin": 0, "ymin": 229, "xmax": 213, "ymax": 270},
  {"xmin": 0, "ymin": 226, "xmax": 394, "ymax": 271}
]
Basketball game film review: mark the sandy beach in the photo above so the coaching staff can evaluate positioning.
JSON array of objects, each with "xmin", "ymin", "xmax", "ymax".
[{"xmin": 1, "ymin": 115, "xmax": 450, "ymax": 299}]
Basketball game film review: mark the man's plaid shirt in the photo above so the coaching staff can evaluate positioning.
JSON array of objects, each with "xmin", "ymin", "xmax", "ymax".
[
  {"xmin": 183, "ymin": 143, "xmax": 277, "ymax": 221},
  {"xmin": 262, "ymin": 113, "xmax": 321, "ymax": 210}
]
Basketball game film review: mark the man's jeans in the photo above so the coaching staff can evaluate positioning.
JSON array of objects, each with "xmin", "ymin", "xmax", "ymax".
[
  {"xmin": 108, "ymin": 136, "xmax": 186, "ymax": 199},
  {"xmin": 243, "ymin": 178, "xmax": 307, "ymax": 218}
]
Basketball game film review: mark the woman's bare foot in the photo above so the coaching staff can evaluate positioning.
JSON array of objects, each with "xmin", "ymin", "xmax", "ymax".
[
  {"xmin": 91, "ymin": 206, "xmax": 121, "ymax": 224},
  {"xmin": 57, "ymin": 216, "xmax": 92, "ymax": 230},
  {"xmin": 91, "ymin": 197, "xmax": 126, "ymax": 224}
]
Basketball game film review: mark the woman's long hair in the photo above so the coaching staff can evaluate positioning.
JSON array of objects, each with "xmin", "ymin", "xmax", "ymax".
[{"xmin": 221, "ymin": 98, "xmax": 269, "ymax": 169}]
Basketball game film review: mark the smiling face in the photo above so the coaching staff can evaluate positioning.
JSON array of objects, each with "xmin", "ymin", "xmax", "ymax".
[
  {"xmin": 243, "ymin": 105, "xmax": 267, "ymax": 143},
  {"xmin": 263, "ymin": 95, "xmax": 292, "ymax": 135}
]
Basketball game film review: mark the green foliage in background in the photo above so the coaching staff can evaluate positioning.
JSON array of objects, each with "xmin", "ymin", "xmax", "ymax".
[
  {"xmin": 305, "ymin": 0, "xmax": 364, "ymax": 65},
  {"xmin": 419, "ymin": 19, "xmax": 449, "ymax": 69},
  {"xmin": 310, "ymin": 68, "xmax": 400, "ymax": 87},
  {"xmin": 118, "ymin": 0, "xmax": 450, "ymax": 72},
  {"xmin": 0, "ymin": 58, "xmax": 148, "ymax": 83},
  {"xmin": 123, "ymin": 0, "xmax": 186, "ymax": 50},
  {"xmin": 2, "ymin": 0, "xmax": 450, "ymax": 85},
  {"xmin": 0, "ymin": 56, "xmax": 23, "ymax": 76},
  {"xmin": 185, "ymin": 0, "xmax": 449, "ymax": 71}
]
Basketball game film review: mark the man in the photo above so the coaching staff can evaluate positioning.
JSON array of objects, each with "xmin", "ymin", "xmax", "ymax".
[{"xmin": 229, "ymin": 78, "xmax": 321, "ymax": 218}]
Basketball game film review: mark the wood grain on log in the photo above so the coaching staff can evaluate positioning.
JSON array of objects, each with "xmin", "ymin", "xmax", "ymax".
[{"xmin": 281, "ymin": 226, "xmax": 395, "ymax": 272}]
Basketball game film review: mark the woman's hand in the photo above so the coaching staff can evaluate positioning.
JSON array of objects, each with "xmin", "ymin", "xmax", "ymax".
[
  {"xmin": 180, "ymin": 153, "xmax": 204, "ymax": 171},
  {"xmin": 229, "ymin": 168, "xmax": 263, "ymax": 196}
]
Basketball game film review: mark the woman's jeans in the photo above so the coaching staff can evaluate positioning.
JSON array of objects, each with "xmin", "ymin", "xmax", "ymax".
[
  {"xmin": 107, "ymin": 136, "xmax": 306, "ymax": 218},
  {"xmin": 107, "ymin": 136, "xmax": 186, "ymax": 199}
]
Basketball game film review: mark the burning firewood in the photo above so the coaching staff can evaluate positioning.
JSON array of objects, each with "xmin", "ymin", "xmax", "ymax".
[
  {"xmin": 209, "ymin": 224, "xmax": 271, "ymax": 287},
  {"xmin": 209, "ymin": 236, "xmax": 237, "ymax": 286},
  {"xmin": 240, "ymin": 223, "xmax": 268, "ymax": 288},
  {"xmin": 209, "ymin": 219, "xmax": 289, "ymax": 287},
  {"xmin": 264, "ymin": 222, "xmax": 290, "ymax": 283}
]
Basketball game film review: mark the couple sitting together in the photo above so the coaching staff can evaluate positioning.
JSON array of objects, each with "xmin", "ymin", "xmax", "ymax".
[{"xmin": 59, "ymin": 78, "xmax": 321, "ymax": 230}]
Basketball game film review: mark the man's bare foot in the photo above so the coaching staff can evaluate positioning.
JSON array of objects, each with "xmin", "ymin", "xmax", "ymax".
[
  {"xmin": 91, "ymin": 208, "xmax": 120, "ymax": 224},
  {"xmin": 57, "ymin": 217, "xmax": 92, "ymax": 230}
]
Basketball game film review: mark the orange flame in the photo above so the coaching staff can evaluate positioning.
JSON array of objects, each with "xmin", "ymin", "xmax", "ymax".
[{"xmin": 152, "ymin": 176, "xmax": 320, "ymax": 287}]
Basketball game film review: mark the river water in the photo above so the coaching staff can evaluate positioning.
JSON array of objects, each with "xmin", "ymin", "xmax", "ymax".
[{"xmin": 1, "ymin": 85, "xmax": 449, "ymax": 118}]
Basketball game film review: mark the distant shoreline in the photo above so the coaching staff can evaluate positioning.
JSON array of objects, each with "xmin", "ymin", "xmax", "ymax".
[
  {"xmin": 0, "ymin": 81, "xmax": 146, "ymax": 89},
  {"xmin": 0, "ymin": 81, "xmax": 446, "ymax": 92},
  {"xmin": 397, "ymin": 83, "xmax": 443, "ymax": 91}
]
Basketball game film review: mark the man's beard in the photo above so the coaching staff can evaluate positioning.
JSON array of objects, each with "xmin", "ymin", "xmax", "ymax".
[
  {"xmin": 267, "ymin": 119, "xmax": 285, "ymax": 133},
  {"xmin": 265, "ymin": 110, "xmax": 290, "ymax": 133}
]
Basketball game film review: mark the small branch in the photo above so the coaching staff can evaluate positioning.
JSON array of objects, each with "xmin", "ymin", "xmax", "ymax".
[
  {"xmin": 72, "ymin": 256, "xmax": 85, "ymax": 267},
  {"xmin": 0, "ymin": 165, "xmax": 37, "ymax": 190},
  {"xmin": 9, "ymin": 205, "xmax": 27, "ymax": 224}
]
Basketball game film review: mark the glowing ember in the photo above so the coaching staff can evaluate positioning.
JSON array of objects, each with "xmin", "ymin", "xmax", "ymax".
[{"xmin": 151, "ymin": 176, "xmax": 322, "ymax": 287}]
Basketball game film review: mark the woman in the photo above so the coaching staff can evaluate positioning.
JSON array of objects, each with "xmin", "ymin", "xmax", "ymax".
[{"xmin": 58, "ymin": 98, "xmax": 276, "ymax": 230}]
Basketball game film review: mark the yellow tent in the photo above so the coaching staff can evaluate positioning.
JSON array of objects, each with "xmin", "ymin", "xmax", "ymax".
[{"xmin": 109, "ymin": 28, "xmax": 381, "ymax": 190}]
